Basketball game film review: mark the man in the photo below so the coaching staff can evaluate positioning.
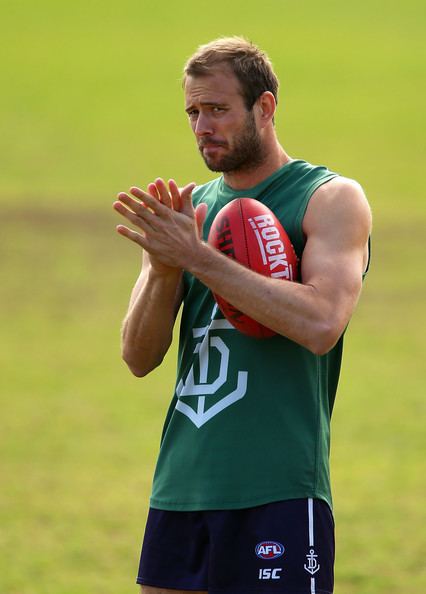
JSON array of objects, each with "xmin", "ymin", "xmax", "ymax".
[{"xmin": 113, "ymin": 37, "xmax": 371, "ymax": 594}]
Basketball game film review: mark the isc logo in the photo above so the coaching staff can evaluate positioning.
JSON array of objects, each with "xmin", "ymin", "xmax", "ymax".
[
  {"xmin": 255, "ymin": 541, "xmax": 285, "ymax": 559},
  {"xmin": 258, "ymin": 568, "xmax": 282, "ymax": 580}
]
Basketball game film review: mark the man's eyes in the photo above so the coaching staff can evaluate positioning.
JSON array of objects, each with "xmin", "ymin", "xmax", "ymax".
[{"xmin": 187, "ymin": 106, "xmax": 226, "ymax": 118}]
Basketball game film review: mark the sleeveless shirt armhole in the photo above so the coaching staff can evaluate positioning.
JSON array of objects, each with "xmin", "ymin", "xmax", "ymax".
[{"xmin": 293, "ymin": 173, "xmax": 339, "ymax": 252}]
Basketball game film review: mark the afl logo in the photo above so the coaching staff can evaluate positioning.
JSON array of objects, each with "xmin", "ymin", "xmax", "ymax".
[{"xmin": 255, "ymin": 541, "xmax": 285, "ymax": 560}]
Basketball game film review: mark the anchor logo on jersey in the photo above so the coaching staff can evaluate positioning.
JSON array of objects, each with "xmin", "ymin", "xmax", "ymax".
[{"xmin": 175, "ymin": 305, "xmax": 248, "ymax": 428}]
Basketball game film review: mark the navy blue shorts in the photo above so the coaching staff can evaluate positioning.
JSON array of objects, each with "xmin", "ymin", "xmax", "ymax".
[{"xmin": 136, "ymin": 498, "xmax": 334, "ymax": 593}]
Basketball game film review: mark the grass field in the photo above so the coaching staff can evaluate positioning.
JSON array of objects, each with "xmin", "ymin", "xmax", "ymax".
[{"xmin": 1, "ymin": 1, "xmax": 425, "ymax": 593}]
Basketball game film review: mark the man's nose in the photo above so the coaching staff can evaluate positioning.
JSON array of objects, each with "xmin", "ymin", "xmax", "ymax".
[{"xmin": 194, "ymin": 112, "xmax": 214, "ymax": 137}]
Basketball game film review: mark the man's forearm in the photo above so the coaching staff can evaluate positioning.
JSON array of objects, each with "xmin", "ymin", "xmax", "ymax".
[
  {"xmin": 121, "ymin": 266, "xmax": 183, "ymax": 377},
  {"xmin": 186, "ymin": 242, "xmax": 356, "ymax": 355},
  {"xmin": 114, "ymin": 177, "xmax": 368, "ymax": 359}
]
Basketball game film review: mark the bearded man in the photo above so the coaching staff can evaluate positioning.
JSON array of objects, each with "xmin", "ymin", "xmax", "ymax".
[{"xmin": 113, "ymin": 37, "xmax": 371, "ymax": 594}]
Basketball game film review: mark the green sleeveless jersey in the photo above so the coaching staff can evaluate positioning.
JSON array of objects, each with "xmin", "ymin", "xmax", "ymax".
[{"xmin": 150, "ymin": 160, "xmax": 340, "ymax": 511}]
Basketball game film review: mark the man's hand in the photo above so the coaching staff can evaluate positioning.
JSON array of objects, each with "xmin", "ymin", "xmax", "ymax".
[
  {"xmin": 114, "ymin": 178, "xmax": 208, "ymax": 377},
  {"xmin": 113, "ymin": 178, "xmax": 207, "ymax": 273}
]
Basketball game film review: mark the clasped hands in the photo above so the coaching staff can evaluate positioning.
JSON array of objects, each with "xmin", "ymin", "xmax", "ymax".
[{"xmin": 113, "ymin": 178, "xmax": 208, "ymax": 271}]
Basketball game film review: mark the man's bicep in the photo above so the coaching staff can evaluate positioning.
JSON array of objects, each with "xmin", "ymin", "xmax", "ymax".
[
  {"xmin": 301, "ymin": 232, "xmax": 364, "ymax": 304},
  {"xmin": 300, "ymin": 179, "xmax": 371, "ymax": 327}
]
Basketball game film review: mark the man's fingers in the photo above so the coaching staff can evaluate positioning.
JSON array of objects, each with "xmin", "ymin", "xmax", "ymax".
[
  {"xmin": 181, "ymin": 181, "xmax": 197, "ymax": 197},
  {"xmin": 124, "ymin": 182, "xmax": 196, "ymax": 217},
  {"xmin": 168, "ymin": 179, "xmax": 182, "ymax": 211},
  {"xmin": 130, "ymin": 182, "xmax": 170, "ymax": 210},
  {"xmin": 116, "ymin": 224, "xmax": 147, "ymax": 249},
  {"xmin": 129, "ymin": 187, "xmax": 166, "ymax": 216},
  {"xmin": 113, "ymin": 199, "xmax": 157, "ymax": 231},
  {"xmin": 117, "ymin": 191, "xmax": 132, "ymax": 202},
  {"xmin": 195, "ymin": 202, "xmax": 208, "ymax": 238},
  {"xmin": 117, "ymin": 191, "xmax": 147, "ymax": 212},
  {"xmin": 129, "ymin": 186, "xmax": 151, "ymax": 201},
  {"xmin": 117, "ymin": 191, "xmax": 158, "ymax": 221},
  {"xmin": 154, "ymin": 178, "xmax": 172, "ymax": 208},
  {"xmin": 180, "ymin": 182, "xmax": 197, "ymax": 216}
]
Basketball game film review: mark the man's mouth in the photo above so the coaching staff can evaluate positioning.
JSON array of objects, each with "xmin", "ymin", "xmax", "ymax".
[{"xmin": 199, "ymin": 141, "xmax": 226, "ymax": 151}]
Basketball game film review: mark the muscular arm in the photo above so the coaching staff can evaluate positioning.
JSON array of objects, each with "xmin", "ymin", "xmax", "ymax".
[
  {"xmin": 115, "ymin": 176, "xmax": 371, "ymax": 361},
  {"xmin": 120, "ymin": 254, "xmax": 183, "ymax": 377},
  {"xmin": 114, "ymin": 180, "xmax": 194, "ymax": 377},
  {"xmin": 188, "ymin": 177, "xmax": 371, "ymax": 354}
]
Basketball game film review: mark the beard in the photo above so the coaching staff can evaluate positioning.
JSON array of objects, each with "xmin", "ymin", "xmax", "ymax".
[{"xmin": 198, "ymin": 110, "xmax": 266, "ymax": 173}]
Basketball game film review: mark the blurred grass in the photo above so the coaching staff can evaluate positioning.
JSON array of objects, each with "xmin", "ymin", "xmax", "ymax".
[
  {"xmin": 1, "ymin": 0, "xmax": 425, "ymax": 593},
  {"xmin": 1, "ymin": 0, "xmax": 425, "ymax": 214},
  {"xmin": 1, "ymin": 208, "xmax": 175, "ymax": 593}
]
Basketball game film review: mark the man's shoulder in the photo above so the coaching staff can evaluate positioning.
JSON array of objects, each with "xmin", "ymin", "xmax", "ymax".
[
  {"xmin": 304, "ymin": 175, "xmax": 372, "ymax": 235},
  {"xmin": 270, "ymin": 159, "xmax": 338, "ymax": 199},
  {"xmin": 310, "ymin": 176, "xmax": 369, "ymax": 210}
]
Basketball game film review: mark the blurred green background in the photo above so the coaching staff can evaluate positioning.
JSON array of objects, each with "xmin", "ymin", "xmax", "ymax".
[{"xmin": 1, "ymin": 1, "xmax": 425, "ymax": 593}]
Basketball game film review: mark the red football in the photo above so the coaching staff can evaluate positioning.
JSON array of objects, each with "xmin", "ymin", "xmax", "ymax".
[{"xmin": 207, "ymin": 197, "xmax": 299, "ymax": 338}]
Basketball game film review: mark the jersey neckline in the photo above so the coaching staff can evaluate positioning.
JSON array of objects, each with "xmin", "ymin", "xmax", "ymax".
[{"xmin": 216, "ymin": 159, "xmax": 305, "ymax": 205}]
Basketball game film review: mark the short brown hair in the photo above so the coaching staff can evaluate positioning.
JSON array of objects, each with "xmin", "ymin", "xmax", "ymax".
[{"xmin": 183, "ymin": 36, "xmax": 279, "ymax": 110}]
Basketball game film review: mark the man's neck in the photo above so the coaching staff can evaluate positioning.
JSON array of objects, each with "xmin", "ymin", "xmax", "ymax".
[{"xmin": 222, "ymin": 145, "xmax": 291, "ymax": 191}]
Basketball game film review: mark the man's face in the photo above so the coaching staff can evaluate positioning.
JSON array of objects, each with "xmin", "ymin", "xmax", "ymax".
[{"xmin": 184, "ymin": 68, "xmax": 266, "ymax": 173}]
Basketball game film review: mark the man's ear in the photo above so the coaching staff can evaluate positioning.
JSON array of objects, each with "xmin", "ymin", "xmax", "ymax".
[{"xmin": 256, "ymin": 91, "xmax": 276, "ymax": 127}]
